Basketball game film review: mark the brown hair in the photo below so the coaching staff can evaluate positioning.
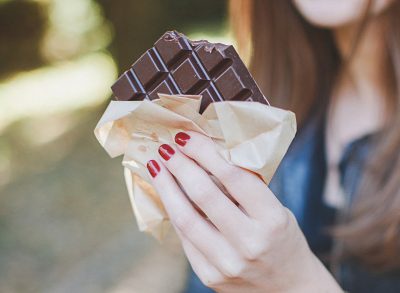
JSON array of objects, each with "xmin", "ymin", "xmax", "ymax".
[{"xmin": 230, "ymin": 0, "xmax": 400, "ymax": 270}]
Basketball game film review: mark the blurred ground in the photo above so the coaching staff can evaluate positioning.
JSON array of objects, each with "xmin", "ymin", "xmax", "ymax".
[{"xmin": 0, "ymin": 0, "xmax": 227, "ymax": 292}]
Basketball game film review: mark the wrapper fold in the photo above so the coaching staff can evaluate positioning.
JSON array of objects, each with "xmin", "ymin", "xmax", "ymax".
[{"xmin": 94, "ymin": 94, "xmax": 296, "ymax": 240}]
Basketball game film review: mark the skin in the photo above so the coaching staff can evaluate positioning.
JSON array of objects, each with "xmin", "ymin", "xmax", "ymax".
[
  {"xmin": 293, "ymin": 0, "xmax": 394, "ymax": 27},
  {"xmin": 148, "ymin": 0, "xmax": 393, "ymax": 291},
  {"xmin": 294, "ymin": 0, "xmax": 393, "ymax": 206},
  {"xmin": 150, "ymin": 132, "xmax": 342, "ymax": 292}
]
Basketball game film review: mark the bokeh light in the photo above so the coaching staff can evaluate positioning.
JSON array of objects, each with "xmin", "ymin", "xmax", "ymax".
[{"xmin": 0, "ymin": 0, "xmax": 227, "ymax": 292}]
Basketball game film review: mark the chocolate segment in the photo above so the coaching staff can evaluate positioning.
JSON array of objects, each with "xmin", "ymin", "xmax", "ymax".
[{"xmin": 111, "ymin": 31, "xmax": 269, "ymax": 112}]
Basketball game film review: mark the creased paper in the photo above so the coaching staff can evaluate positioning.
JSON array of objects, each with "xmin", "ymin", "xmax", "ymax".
[{"xmin": 94, "ymin": 94, "xmax": 296, "ymax": 240}]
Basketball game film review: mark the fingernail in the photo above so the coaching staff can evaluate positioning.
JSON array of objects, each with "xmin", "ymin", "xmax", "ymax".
[
  {"xmin": 158, "ymin": 144, "xmax": 175, "ymax": 161},
  {"xmin": 175, "ymin": 132, "xmax": 191, "ymax": 147},
  {"xmin": 147, "ymin": 160, "xmax": 160, "ymax": 178}
]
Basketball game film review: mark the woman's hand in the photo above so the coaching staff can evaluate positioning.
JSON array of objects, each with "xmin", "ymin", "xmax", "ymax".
[{"xmin": 147, "ymin": 131, "xmax": 342, "ymax": 293}]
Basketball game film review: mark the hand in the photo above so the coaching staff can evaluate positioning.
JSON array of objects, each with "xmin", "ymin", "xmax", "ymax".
[{"xmin": 146, "ymin": 131, "xmax": 342, "ymax": 293}]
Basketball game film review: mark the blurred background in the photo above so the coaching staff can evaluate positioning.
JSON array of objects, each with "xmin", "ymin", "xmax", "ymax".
[{"xmin": 0, "ymin": 0, "xmax": 229, "ymax": 292}]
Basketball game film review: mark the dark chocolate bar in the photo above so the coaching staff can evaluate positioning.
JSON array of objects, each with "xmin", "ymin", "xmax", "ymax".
[{"xmin": 111, "ymin": 31, "xmax": 269, "ymax": 112}]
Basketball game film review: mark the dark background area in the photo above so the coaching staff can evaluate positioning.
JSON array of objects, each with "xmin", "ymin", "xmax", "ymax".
[{"xmin": 0, "ymin": 0, "xmax": 227, "ymax": 292}]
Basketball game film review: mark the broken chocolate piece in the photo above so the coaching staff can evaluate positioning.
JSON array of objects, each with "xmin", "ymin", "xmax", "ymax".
[{"xmin": 112, "ymin": 31, "xmax": 269, "ymax": 112}]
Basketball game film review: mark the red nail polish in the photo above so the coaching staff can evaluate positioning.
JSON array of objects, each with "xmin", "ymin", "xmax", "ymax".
[
  {"xmin": 147, "ymin": 160, "xmax": 160, "ymax": 178},
  {"xmin": 175, "ymin": 132, "xmax": 191, "ymax": 147},
  {"xmin": 158, "ymin": 144, "xmax": 175, "ymax": 161}
]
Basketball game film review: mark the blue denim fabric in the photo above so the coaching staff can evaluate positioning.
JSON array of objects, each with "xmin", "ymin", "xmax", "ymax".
[
  {"xmin": 269, "ymin": 115, "xmax": 336, "ymax": 257},
  {"xmin": 336, "ymin": 135, "xmax": 400, "ymax": 292},
  {"xmin": 183, "ymin": 117, "xmax": 400, "ymax": 292}
]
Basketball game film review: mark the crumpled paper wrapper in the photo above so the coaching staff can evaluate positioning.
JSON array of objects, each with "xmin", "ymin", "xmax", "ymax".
[{"xmin": 94, "ymin": 94, "xmax": 296, "ymax": 240}]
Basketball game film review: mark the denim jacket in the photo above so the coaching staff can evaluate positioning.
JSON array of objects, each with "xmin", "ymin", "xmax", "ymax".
[{"xmin": 184, "ymin": 115, "xmax": 400, "ymax": 293}]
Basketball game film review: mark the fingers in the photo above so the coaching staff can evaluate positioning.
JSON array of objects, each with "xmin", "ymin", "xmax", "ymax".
[
  {"xmin": 147, "ymin": 159, "xmax": 243, "ymax": 274},
  {"xmin": 174, "ymin": 131, "xmax": 282, "ymax": 218},
  {"xmin": 175, "ymin": 229, "xmax": 224, "ymax": 289},
  {"xmin": 156, "ymin": 144, "xmax": 251, "ymax": 241}
]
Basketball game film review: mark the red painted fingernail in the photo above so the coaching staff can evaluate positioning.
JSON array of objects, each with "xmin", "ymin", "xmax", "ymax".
[
  {"xmin": 175, "ymin": 132, "xmax": 191, "ymax": 147},
  {"xmin": 147, "ymin": 160, "xmax": 160, "ymax": 178},
  {"xmin": 158, "ymin": 144, "xmax": 175, "ymax": 161}
]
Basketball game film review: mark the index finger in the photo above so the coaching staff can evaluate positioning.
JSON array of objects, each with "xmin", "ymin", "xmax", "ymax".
[{"xmin": 174, "ymin": 131, "xmax": 282, "ymax": 219}]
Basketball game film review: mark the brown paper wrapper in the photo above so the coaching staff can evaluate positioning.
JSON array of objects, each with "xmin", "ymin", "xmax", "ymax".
[{"xmin": 94, "ymin": 94, "xmax": 296, "ymax": 240}]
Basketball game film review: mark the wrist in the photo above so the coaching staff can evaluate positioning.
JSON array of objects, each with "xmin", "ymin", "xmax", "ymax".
[{"xmin": 295, "ymin": 253, "xmax": 343, "ymax": 293}]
